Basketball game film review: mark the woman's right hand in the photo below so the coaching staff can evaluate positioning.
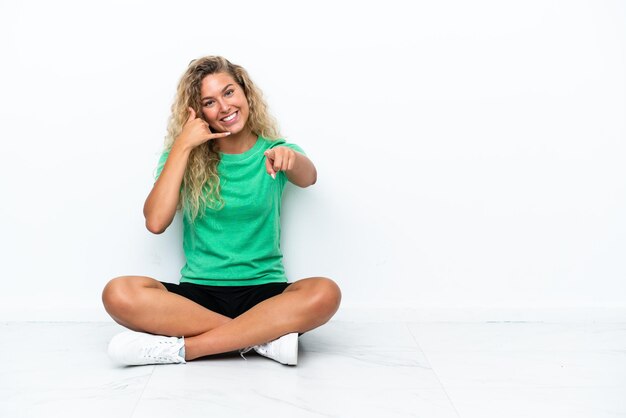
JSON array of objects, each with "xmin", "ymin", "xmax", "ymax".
[{"xmin": 176, "ymin": 107, "xmax": 230, "ymax": 150}]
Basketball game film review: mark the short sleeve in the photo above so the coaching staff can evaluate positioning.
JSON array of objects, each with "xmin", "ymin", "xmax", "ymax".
[
  {"xmin": 271, "ymin": 141, "xmax": 305, "ymax": 156},
  {"xmin": 154, "ymin": 149, "xmax": 170, "ymax": 181}
]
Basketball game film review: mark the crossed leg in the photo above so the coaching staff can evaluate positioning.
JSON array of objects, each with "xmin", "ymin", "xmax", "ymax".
[{"xmin": 102, "ymin": 276, "xmax": 341, "ymax": 361}]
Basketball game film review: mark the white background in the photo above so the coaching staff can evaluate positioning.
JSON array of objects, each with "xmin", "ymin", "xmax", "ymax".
[{"xmin": 1, "ymin": 0, "xmax": 624, "ymax": 321}]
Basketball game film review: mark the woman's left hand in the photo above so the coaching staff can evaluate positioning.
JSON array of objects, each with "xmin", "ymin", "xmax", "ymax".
[{"xmin": 264, "ymin": 147, "xmax": 296, "ymax": 179}]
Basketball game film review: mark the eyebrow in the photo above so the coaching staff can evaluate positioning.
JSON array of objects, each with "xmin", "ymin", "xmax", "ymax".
[{"xmin": 201, "ymin": 84, "xmax": 234, "ymax": 101}]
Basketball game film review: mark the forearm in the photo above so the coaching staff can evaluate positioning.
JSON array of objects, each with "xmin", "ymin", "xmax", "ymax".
[
  {"xmin": 285, "ymin": 152, "xmax": 317, "ymax": 188},
  {"xmin": 143, "ymin": 141, "xmax": 191, "ymax": 234}
]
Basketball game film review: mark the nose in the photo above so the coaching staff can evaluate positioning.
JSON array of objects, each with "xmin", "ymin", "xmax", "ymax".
[{"xmin": 217, "ymin": 98, "xmax": 231, "ymax": 114}]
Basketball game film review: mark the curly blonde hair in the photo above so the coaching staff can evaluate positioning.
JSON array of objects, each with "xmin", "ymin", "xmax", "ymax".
[{"xmin": 162, "ymin": 56, "xmax": 281, "ymax": 224}]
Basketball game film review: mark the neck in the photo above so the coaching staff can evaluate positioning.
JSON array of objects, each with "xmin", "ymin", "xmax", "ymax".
[{"xmin": 216, "ymin": 128, "xmax": 258, "ymax": 154}]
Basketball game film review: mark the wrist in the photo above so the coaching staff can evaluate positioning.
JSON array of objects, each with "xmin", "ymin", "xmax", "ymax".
[{"xmin": 173, "ymin": 136, "xmax": 193, "ymax": 155}]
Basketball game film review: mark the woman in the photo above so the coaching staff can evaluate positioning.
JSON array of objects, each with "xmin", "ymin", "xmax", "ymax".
[{"xmin": 102, "ymin": 56, "xmax": 341, "ymax": 366}]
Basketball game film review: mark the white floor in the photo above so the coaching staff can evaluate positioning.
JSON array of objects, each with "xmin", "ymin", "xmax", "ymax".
[{"xmin": 1, "ymin": 321, "xmax": 625, "ymax": 418}]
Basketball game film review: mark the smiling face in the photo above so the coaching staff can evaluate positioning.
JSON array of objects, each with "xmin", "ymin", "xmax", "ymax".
[{"xmin": 199, "ymin": 72, "xmax": 250, "ymax": 135}]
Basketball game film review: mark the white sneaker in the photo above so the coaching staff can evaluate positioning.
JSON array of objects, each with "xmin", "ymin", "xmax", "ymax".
[
  {"xmin": 108, "ymin": 330, "xmax": 186, "ymax": 366},
  {"xmin": 242, "ymin": 333, "xmax": 298, "ymax": 366}
]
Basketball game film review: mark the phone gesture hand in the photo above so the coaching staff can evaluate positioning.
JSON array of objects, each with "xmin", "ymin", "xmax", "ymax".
[{"xmin": 178, "ymin": 107, "xmax": 230, "ymax": 149}]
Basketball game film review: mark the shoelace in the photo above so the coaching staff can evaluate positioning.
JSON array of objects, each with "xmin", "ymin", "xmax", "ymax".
[
  {"xmin": 239, "ymin": 346, "xmax": 254, "ymax": 360},
  {"xmin": 142, "ymin": 340, "xmax": 178, "ymax": 361},
  {"xmin": 239, "ymin": 341, "xmax": 273, "ymax": 360}
]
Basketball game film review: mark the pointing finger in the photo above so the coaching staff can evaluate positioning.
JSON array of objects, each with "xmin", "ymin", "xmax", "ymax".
[{"xmin": 265, "ymin": 156, "xmax": 276, "ymax": 179}]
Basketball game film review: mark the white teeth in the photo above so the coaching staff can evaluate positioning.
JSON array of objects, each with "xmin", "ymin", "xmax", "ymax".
[{"xmin": 223, "ymin": 112, "xmax": 237, "ymax": 122}]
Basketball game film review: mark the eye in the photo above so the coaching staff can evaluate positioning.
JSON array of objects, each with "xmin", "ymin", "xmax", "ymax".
[
  {"xmin": 225, "ymin": 89, "xmax": 234, "ymax": 97},
  {"xmin": 203, "ymin": 100, "xmax": 215, "ymax": 107}
]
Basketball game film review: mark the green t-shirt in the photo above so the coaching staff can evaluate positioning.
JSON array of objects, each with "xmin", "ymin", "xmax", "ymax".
[{"xmin": 154, "ymin": 136, "xmax": 304, "ymax": 286}]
